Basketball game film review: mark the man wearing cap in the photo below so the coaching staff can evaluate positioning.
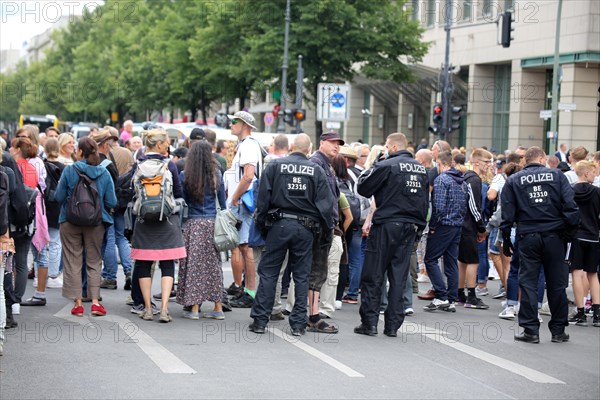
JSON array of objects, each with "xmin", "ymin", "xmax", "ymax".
[
  {"xmin": 226, "ymin": 111, "xmax": 263, "ymax": 308},
  {"xmin": 89, "ymin": 130, "xmax": 124, "ymax": 292},
  {"xmin": 304, "ymin": 131, "xmax": 341, "ymax": 334}
]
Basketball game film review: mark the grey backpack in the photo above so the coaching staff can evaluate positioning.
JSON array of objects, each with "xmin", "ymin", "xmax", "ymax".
[{"xmin": 132, "ymin": 158, "xmax": 175, "ymax": 222}]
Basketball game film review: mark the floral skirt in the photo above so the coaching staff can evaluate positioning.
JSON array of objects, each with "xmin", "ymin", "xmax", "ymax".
[{"xmin": 176, "ymin": 219, "xmax": 223, "ymax": 306}]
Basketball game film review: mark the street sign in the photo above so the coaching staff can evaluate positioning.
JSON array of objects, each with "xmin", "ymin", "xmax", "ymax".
[
  {"xmin": 558, "ymin": 102, "xmax": 576, "ymax": 111},
  {"xmin": 539, "ymin": 110, "xmax": 552, "ymax": 119},
  {"xmin": 264, "ymin": 112, "xmax": 274, "ymax": 127},
  {"xmin": 317, "ymin": 83, "xmax": 351, "ymax": 122}
]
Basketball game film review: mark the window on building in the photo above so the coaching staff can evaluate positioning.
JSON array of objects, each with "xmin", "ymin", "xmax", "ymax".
[
  {"xmin": 426, "ymin": 0, "xmax": 436, "ymax": 27},
  {"xmin": 480, "ymin": 0, "xmax": 493, "ymax": 19},
  {"xmin": 492, "ymin": 65, "xmax": 511, "ymax": 153},
  {"xmin": 411, "ymin": 0, "xmax": 419, "ymax": 21},
  {"xmin": 463, "ymin": 0, "xmax": 472, "ymax": 22}
]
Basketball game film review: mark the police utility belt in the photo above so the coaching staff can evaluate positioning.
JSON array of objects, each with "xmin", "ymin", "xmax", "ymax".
[{"xmin": 267, "ymin": 209, "xmax": 320, "ymax": 230}]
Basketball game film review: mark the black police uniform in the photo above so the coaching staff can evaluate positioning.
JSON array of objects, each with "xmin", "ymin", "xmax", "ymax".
[
  {"xmin": 356, "ymin": 150, "xmax": 429, "ymax": 335},
  {"xmin": 501, "ymin": 163, "xmax": 579, "ymax": 338},
  {"xmin": 250, "ymin": 152, "xmax": 333, "ymax": 332}
]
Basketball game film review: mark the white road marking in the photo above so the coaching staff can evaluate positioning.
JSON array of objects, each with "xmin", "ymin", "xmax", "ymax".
[
  {"xmin": 271, "ymin": 327, "xmax": 364, "ymax": 378},
  {"xmin": 383, "ymin": 318, "xmax": 565, "ymax": 384},
  {"xmin": 55, "ymin": 305, "xmax": 196, "ymax": 374}
]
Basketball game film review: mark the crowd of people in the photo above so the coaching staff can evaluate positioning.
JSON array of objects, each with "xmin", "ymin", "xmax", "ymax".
[{"xmin": 1, "ymin": 113, "xmax": 599, "ymax": 356}]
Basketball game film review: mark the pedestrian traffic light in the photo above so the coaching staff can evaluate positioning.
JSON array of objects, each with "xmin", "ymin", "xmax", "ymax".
[
  {"xmin": 501, "ymin": 11, "xmax": 514, "ymax": 48},
  {"xmin": 430, "ymin": 103, "xmax": 443, "ymax": 133},
  {"xmin": 283, "ymin": 109, "xmax": 294, "ymax": 126},
  {"xmin": 293, "ymin": 109, "xmax": 306, "ymax": 122},
  {"xmin": 451, "ymin": 106, "xmax": 462, "ymax": 131}
]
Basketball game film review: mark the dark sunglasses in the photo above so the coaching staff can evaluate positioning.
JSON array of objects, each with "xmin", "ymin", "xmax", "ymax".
[{"xmin": 231, "ymin": 119, "xmax": 240, "ymax": 125}]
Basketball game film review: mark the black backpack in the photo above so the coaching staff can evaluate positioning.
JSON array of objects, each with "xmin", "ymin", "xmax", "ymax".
[
  {"xmin": 115, "ymin": 163, "xmax": 137, "ymax": 211},
  {"xmin": 66, "ymin": 167, "xmax": 103, "ymax": 227},
  {"xmin": 337, "ymin": 178, "xmax": 361, "ymax": 231},
  {"xmin": 43, "ymin": 160, "xmax": 63, "ymax": 203}
]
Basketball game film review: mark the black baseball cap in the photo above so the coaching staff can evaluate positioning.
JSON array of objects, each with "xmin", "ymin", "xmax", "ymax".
[
  {"xmin": 319, "ymin": 130, "xmax": 344, "ymax": 145},
  {"xmin": 190, "ymin": 128, "xmax": 206, "ymax": 141}
]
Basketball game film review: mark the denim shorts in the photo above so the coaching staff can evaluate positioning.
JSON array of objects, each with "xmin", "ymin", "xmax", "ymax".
[
  {"xmin": 230, "ymin": 204, "xmax": 253, "ymax": 244},
  {"xmin": 488, "ymin": 228, "xmax": 500, "ymax": 255}
]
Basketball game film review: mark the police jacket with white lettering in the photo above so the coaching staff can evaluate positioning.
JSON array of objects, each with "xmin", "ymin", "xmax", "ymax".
[
  {"xmin": 357, "ymin": 150, "xmax": 428, "ymax": 228},
  {"xmin": 500, "ymin": 163, "xmax": 579, "ymax": 236},
  {"xmin": 256, "ymin": 152, "xmax": 334, "ymax": 229}
]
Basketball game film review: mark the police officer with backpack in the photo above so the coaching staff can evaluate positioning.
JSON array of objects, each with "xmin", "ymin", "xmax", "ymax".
[
  {"xmin": 250, "ymin": 134, "xmax": 333, "ymax": 336},
  {"xmin": 501, "ymin": 146, "xmax": 579, "ymax": 344},
  {"xmin": 354, "ymin": 133, "xmax": 429, "ymax": 337}
]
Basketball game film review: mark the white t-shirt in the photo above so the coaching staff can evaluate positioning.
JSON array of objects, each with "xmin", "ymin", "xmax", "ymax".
[
  {"xmin": 226, "ymin": 136, "xmax": 262, "ymax": 204},
  {"xmin": 490, "ymin": 173, "xmax": 506, "ymax": 195},
  {"xmin": 564, "ymin": 170, "xmax": 578, "ymax": 185}
]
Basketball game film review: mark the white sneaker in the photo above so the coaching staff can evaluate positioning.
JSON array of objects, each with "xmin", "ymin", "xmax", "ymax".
[
  {"xmin": 417, "ymin": 273, "xmax": 430, "ymax": 283},
  {"xmin": 538, "ymin": 312, "xmax": 543, "ymax": 323},
  {"xmin": 424, "ymin": 298, "xmax": 450, "ymax": 311},
  {"xmin": 334, "ymin": 300, "xmax": 342, "ymax": 310},
  {"xmin": 499, "ymin": 306, "xmax": 516, "ymax": 320},
  {"xmin": 404, "ymin": 307, "xmax": 414, "ymax": 316},
  {"xmin": 12, "ymin": 303, "xmax": 20, "ymax": 315},
  {"xmin": 46, "ymin": 276, "xmax": 63, "ymax": 289}
]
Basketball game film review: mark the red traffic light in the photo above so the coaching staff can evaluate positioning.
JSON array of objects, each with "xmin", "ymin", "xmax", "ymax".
[{"xmin": 433, "ymin": 105, "xmax": 443, "ymax": 115}]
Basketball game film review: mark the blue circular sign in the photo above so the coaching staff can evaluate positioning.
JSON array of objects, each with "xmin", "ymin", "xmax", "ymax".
[{"xmin": 330, "ymin": 92, "xmax": 345, "ymax": 108}]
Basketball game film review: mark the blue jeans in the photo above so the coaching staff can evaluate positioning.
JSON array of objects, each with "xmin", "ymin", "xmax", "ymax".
[
  {"xmin": 101, "ymin": 214, "xmax": 132, "ymax": 280},
  {"xmin": 114, "ymin": 212, "xmax": 132, "ymax": 275},
  {"xmin": 477, "ymin": 237, "xmax": 489, "ymax": 284},
  {"xmin": 101, "ymin": 224, "xmax": 118, "ymax": 281},
  {"xmin": 346, "ymin": 229, "xmax": 364, "ymax": 298},
  {"xmin": 424, "ymin": 225, "xmax": 462, "ymax": 302},
  {"xmin": 47, "ymin": 228, "xmax": 62, "ymax": 278}
]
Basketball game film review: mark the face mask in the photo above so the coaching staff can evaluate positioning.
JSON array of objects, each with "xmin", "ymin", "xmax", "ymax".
[{"xmin": 383, "ymin": 149, "xmax": 390, "ymax": 159}]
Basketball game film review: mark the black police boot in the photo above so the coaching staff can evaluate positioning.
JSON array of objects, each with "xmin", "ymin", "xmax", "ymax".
[
  {"xmin": 354, "ymin": 323, "xmax": 378, "ymax": 336},
  {"xmin": 514, "ymin": 331, "xmax": 540, "ymax": 344},
  {"xmin": 551, "ymin": 332, "xmax": 570, "ymax": 343},
  {"xmin": 249, "ymin": 322, "xmax": 266, "ymax": 334}
]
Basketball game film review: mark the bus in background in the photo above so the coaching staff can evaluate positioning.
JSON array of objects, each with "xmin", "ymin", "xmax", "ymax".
[{"xmin": 19, "ymin": 114, "xmax": 61, "ymax": 131}]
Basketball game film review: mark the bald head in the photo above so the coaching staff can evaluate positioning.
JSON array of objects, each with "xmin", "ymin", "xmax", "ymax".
[
  {"xmin": 415, "ymin": 149, "xmax": 433, "ymax": 167},
  {"xmin": 292, "ymin": 133, "xmax": 312, "ymax": 155}
]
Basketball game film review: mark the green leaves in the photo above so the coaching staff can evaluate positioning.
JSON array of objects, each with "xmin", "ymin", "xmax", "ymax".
[{"xmin": 1, "ymin": 0, "xmax": 427, "ymax": 126}]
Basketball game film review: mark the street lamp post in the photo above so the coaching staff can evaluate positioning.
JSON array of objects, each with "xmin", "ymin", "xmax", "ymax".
[
  {"xmin": 550, "ymin": 0, "xmax": 563, "ymax": 151},
  {"xmin": 276, "ymin": 0, "xmax": 291, "ymax": 133}
]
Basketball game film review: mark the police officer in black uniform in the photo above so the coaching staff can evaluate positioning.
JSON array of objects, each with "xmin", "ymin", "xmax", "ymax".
[
  {"xmin": 354, "ymin": 133, "xmax": 429, "ymax": 337},
  {"xmin": 501, "ymin": 146, "xmax": 579, "ymax": 343},
  {"xmin": 250, "ymin": 134, "xmax": 333, "ymax": 336}
]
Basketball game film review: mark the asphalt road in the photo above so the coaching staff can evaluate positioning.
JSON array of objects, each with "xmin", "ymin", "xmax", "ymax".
[{"xmin": 1, "ymin": 261, "xmax": 599, "ymax": 400}]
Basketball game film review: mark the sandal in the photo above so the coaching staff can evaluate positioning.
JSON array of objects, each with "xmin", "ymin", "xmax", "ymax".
[{"xmin": 307, "ymin": 319, "xmax": 339, "ymax": 334}]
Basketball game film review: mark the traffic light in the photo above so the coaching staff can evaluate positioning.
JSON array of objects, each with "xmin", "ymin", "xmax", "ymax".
[
  {"xmin": 429, "ymin": 103, "xmax": 443, "ymax": 133},
  {"xmin": 283, "ymin": 109, "xmax": 294, "ymax": 126},
  {"xmin": 293, "ymin": 108, "xmax": 306, "ymax": 122},
  {"xmin": 501, "ymin": 11, "xmax": 514, "ymax": 48},
  {"xmin": 451, "ymin": 106, "xmax": 462, "ymax": 131}
]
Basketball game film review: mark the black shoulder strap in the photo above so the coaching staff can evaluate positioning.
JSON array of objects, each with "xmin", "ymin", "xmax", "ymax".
[{"xmin": 108, "ymin": 151, "xmax": 117, "ymax": 164}]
